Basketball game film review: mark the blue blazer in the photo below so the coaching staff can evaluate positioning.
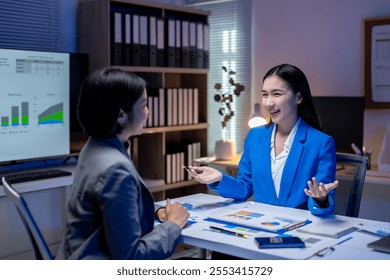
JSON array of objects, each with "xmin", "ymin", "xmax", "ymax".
[{"xmin": 209, "ymin": 120, "xmax": 336, "ymax": 216}]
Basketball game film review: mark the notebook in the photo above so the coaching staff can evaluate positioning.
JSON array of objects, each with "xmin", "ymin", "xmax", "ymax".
[
  {"xmin": 296, "ymin": 219, "xmax": 358, "ymax": 238},
  {"xmin": 367, "ymin": 234, "xmax": 390, "ymax": 254}
]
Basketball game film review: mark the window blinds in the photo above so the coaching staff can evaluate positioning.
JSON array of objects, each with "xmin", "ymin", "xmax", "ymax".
[
  {"xmin": 0, "ymin": 0, "xmax": 61, "ymax": 51},
  {"xmin": 187, "ymin": 0, "xmax": 252, "ymax": 155}
]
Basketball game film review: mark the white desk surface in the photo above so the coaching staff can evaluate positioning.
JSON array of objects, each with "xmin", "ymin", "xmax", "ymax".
[{"xmin": 157, "ymin": 193, "xmax": 390, "ymax": 260}]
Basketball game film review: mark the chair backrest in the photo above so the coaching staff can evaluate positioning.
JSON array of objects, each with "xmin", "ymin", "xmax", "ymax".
[
  {"xmin": 1, "ymin": 176, "xmax": 54, "ymax": 260},
  {"xmin": 334, "ymin": 152, "xmax": 368, "ymax": 218}
]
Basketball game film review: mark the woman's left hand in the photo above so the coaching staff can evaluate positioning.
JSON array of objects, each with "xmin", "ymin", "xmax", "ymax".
[{"xmin": 304, "ymin": 177, "xmax": 339, "ymax": 200}]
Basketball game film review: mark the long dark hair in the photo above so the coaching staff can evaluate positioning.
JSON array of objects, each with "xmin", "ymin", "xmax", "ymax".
[{"xmin": 263, "ymin": 64, "xmax": 322, "ymax": 131}]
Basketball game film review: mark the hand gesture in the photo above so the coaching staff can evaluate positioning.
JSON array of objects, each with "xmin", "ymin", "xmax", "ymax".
[
  {"xmin": 186, "ymin": 166, "xmax": 222, "ymax": 184},
  {"xmin": 304, "ymin": 177, "xmax": 339, "ymax": 201}
]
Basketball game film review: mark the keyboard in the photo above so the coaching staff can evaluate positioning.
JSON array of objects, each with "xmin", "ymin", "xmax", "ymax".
[
  {"xmin": 0, "ymin": 169, "xmax": 72, "ymax": 185},
  {"xmin": 366, "ymin": 169, "xmax": 390, "ymax": 178}
]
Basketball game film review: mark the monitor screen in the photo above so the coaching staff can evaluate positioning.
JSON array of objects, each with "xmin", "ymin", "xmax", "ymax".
[
  {"xmin": 0, "ymin": 48, "xmax": 70, "ymax": 164},
  {"xmin": 312, "ymin": 96, "xmax": 364, "ymax": 153}
]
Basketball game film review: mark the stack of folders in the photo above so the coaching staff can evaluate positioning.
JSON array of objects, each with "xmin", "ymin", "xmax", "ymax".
[
  {"xmin": 165, "ymin": 141, "xmax": 201, "ymax": 184},
  {"xmin": 145, "ymin": 87, "xmax": 199, "ymax": 128},
  {"xmin": 110, "ymin": 4, "xmax": 209, "ymax": 68}
]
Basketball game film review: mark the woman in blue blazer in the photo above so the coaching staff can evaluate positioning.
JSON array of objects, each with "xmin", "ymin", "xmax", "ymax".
[
  {"xmin": 56, "ymin": 68, "xmax": 189, "ymax": 260},
  {"xmin": 190, "ymin": 64, "xmax": 338, "ymax": 216}
]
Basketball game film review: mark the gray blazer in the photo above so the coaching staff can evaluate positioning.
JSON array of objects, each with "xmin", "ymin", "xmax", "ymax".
[{"xmin": 56, "ymin": 136, "xmax": 181, "ymax": 259}]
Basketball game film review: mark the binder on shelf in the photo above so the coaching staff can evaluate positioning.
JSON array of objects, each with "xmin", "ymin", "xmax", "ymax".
[
  {"xmin": 149, "ymin": 16, "xmax": 157, "ymax": 67},
  {"xmin": 186, "ymin": 142, "xmax": 193, "ymax": 180},
  {"xmin": 147, "ymin": 96, "xmax": 153, "ymax": 127},
  {"xmin": 166, "ymin": 154, "xmax": 172, "ymax": 184},
  {"xmin": 156, "ymin": 18, "xmax": 165, "ymax": 67},
  {"xmin": 181, "ymin": 20, "xmax": 190, "ymax": 68},
  {"xmin": 188, "ymin": 88, "xmax": 194, "ymax": 124},
  {"xmin": 196, "ymin": 22, "xmax": 204, "ymax": 68},
  {"xmin": 132, "ymin": 14, "xmax": 141, "ymax": 66},
  {"xmin": 111, "ymin": 11, "xmax": 124, "ymax": 65},
  {"xmin": 158, "ymin": 88, "xmax": 165, "ymax": 127},
  {"xmin": 172, "ymin": 88, "xmax": 178, "ymax": 126},
  {"xmin": 179, "ymin": 152, "xmax": 185, "ymax": 181},
  {"xmin": 166, "ymin": 18, "xmax": 176, "ymax": 67},
  {"xmin": 124, "ymin": 13, "xmax": 132, "ymax": 66},
  {"xmin": 178, "ymin": 88, "xmax": 183, "ymax": 125},
  {"xmin": 183, "ymin": 88, "xmax": 188, "ymax": 125},
  {"xmin": 166, "ymin": 88, "xmax": 173, "ymax": 126},
  {"xmin": 153, "ymin": 96, "xmax": 159, "ymax": 127},
  {"xmin": 193, "ymin": 88, "xmax": 199, "ymax": 124},
  {"xmin": 189, "ymin": 22, "xmax": 197, "ymax": 68},
  {"xmin": 203, "ymin": 23, "xmax": 209, "ymax": 68},
  {"xmin": 139, "ymin": 15, "xmax": 149, "ymax": 66},
  {"xmin": 175, "ymin": 19, "xmax": 182, "ymax": 67},
  {"xmin": 171, "ymin": 153, "xmax": 177, "ymax": 183}
]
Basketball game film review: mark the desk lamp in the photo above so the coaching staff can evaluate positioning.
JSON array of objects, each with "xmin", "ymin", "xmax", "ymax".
[{"xmin": 248, "ymin": 103, "xmax": 267, "ymax": 128}]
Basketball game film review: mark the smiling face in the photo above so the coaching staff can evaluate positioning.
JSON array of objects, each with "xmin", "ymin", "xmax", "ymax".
[{"xmin": 261, "ymin": 75, "xmax": 302, "ymax": 131}]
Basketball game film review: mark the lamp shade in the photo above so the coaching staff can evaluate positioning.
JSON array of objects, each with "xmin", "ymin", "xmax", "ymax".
[{"xmin": 248, "ymin": 103, "xmax": 267, "ymax": 128}]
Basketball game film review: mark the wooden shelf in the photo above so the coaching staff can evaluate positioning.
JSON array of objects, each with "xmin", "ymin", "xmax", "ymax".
[
  {"xmin": 78, "ymin": 0, "xmax": 209, "ymax": 197},
  {"xmin": 142, "ymin": 123, "xmax": 208, "ymax": 134}
]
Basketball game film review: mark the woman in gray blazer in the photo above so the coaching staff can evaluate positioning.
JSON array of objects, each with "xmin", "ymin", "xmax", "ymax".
[{"xmin": 56, "ymin": 67, "xmax": 189, "ymax": 260}]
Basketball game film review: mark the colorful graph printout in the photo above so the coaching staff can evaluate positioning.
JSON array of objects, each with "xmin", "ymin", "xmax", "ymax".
[{"xmin": 207, "ymin": 206, "xmax": 311, "ymax": 233}]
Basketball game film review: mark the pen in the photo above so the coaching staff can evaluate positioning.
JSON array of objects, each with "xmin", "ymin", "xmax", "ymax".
[
  {"xmin": 209, "ymin": 226, "xmax": 248, "ymax": 239},
  {"xmin": 285, "ymin": 221, "xmax": 306, "ymax": 231},
  {"xmin": 335, "ymin": 236, "xmax": 353, "ymax": 245}
]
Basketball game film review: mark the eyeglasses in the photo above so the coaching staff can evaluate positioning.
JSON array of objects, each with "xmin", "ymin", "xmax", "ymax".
[
  {"xmin": 305, "ymin": 246, "xmax": 335, "ymax": 259},
  {"xmin": 304, "ymin": 237, "xmax": 353, "ymax": 260}
]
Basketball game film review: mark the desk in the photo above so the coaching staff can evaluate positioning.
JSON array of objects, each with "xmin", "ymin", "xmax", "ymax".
[
  {"xmin": 194, "ymin": 155, "xmax": 390, "ymax": 222},
  {"xmin": 158, "ymin": 193, "xmax": 390, "ymax": 260}
]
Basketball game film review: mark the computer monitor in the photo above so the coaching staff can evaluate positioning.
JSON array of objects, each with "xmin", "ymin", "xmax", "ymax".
[
  {"xmin": 312, "ymin": 96, "xmax": 364, "ymax": 153},
  {"xmin": 0, "ymin": 48, "xmax": 70, "ymax": 164}
]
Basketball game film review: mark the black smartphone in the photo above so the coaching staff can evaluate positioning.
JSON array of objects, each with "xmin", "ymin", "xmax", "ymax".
[
  {"xmin": 254, "ymin": 237, "xmax": 305, "ymax": 249},
  {"xmin": 182, "ymin": 165, "xmax": 203, "ymax": 174}
]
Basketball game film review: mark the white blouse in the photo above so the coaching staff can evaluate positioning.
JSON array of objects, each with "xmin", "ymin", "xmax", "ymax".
[{"xmin": 270, "ymin": 118, "xmax": 301, "ymax": 197}]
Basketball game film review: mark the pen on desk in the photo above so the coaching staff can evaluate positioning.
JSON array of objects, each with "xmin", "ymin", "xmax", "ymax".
[
  {"xmin": 209, "ymin": 226, "xmax": 248, "ymax": 239},
  {"xmin": 285, "ymin": 221, "xmax": 306, "ymax": 231},
  {"xmin": 335, "ymin": 236, "xmax": 353, "ymax": 245}
]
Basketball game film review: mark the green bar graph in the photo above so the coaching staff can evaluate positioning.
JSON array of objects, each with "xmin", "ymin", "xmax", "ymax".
[{"xmin": 1, "ymin": 116, "xmax": 9, "ymax": 127}]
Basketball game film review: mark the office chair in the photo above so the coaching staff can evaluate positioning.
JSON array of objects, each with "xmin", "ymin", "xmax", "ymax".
[
  {"xmin": 1, "ymin": 176, "xmax": 54, "ymax": 260},
  {"xmin": 334, "ymin": 152, "xmax": 368, "ymax": 218}
]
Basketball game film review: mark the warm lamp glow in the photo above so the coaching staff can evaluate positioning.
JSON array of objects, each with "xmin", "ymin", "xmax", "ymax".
[{"xmin": 248, "ymin": 103, "xmax": 267, "ymax": 128}]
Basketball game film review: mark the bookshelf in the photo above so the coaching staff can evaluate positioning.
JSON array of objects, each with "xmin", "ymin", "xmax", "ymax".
[{"xmin": 78, "ymin": 0, "xmax": 210, "ymax": 199}]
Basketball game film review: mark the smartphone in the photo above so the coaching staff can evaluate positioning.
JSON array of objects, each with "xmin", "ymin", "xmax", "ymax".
[
  {"xmin": 182, "ymin": 165, "xmax": 203, "ymax": 174},
  {"xmin": 254, "ymin": 237, "xmax": 305, "ymax": 249}
]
